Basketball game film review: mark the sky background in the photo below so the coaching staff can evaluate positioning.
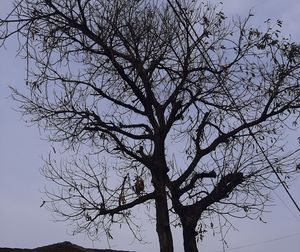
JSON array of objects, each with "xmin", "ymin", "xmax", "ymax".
[{"xmin": 0, "ymin": 1, "xmax": 299, "ymax": 252}]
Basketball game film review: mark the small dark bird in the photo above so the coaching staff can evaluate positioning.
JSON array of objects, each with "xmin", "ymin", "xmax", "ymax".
[{"xmin": 135, "ymin": 176, "xmax": 144, "ymax": 196}]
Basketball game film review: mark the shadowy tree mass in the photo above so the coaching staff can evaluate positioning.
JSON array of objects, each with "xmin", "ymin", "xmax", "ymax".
[{"xmin": 1, "ymin": 1, "xmax": 300, "ymax": 251}]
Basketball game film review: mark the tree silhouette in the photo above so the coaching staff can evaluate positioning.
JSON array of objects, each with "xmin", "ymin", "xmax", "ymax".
[{"xmin": 1, "ymin": 1, "xmax": 300, "ymax": 251}]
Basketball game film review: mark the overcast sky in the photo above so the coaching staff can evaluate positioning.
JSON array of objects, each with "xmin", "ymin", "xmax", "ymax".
[{"xmin": 0, "ymin": 1, "xmax": 299, "ymax": 252}]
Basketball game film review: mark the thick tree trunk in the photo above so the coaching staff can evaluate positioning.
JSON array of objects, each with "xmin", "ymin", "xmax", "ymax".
[
  {"xmin": 155, "ymin": 186, "xmax": 174, "ymax": 252},
  {"xmin": 182, "ymin": 220, "xmax": 198, "ymax": 252},
  {"xmin": 155, "ymin": 188, "xmax": 174, "ymax": 252}
]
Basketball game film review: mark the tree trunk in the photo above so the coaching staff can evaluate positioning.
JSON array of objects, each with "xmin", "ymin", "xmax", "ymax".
[
  {"xmin": 182, "ymin": 221, "xmax": 198, "ymax": 252},
  {"xmin": 154, "ymin": 183, "xmax": 174, "ymax": 252}
]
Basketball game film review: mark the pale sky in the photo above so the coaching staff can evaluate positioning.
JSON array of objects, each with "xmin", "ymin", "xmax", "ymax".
[{"xmin": 0, "ymin": 1, "xmax": 299, "ymax": 252}]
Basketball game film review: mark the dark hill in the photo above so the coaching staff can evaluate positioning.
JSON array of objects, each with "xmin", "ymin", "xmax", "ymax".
[{"xmin": 0, "ymin": 241, "xmax": 133, "ymax": 252}]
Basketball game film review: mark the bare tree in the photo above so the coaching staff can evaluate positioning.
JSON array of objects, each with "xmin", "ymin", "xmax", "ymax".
[{"xmin": 1, "ymin": 1, "xmax": 300, "ymax": 252}]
